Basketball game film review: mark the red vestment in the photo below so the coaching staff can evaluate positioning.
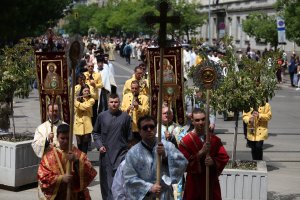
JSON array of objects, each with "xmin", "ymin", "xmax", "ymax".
[
  {"xmin": 37, "ymin": 146, "xmax": 97, "ymax": 200},
  {"xmin": 179, "ymin": 131, "xmax": 229, "ymax": 200}
]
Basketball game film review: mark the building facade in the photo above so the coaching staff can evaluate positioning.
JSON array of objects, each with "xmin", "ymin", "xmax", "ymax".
[{"xmin": 197, "ymin": 0, "xmax": 298, "ymax": 53}]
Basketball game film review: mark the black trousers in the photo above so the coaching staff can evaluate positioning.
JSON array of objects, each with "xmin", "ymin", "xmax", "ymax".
[
  {"xmin": 76, "ymin": 134, "xmax": 91, "ymax": 154},
  {"xmin": 248, "ymin": 140, "xmax": 264, "ymax": 160},
  {"xmin": 276, "ymin": 68, "xmax": 282, "ymax": 82},
  {"xmin": 100, "ymin": 153, "xmax": 114, "ymax": 200},
  {"xmin": 98, "ymin": 89, "xmax": 108, "ymax": 114},
  {"xmin": 289, "ymin": 72, "xmax": 295, "ymax": 86},
  {"xmin": 92, "ymin": 100, "xmax": 98, "ymax": 126}
]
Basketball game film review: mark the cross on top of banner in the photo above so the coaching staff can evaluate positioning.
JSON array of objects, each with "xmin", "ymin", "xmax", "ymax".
[{"xmin": 145, "ymin": 0, "xmax": 180, "ymax": 47}]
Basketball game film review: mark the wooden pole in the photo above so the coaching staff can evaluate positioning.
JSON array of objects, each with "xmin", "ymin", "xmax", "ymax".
[
  {"xmin": 205, "ymin": 89, "xmax": 211, "ymax": 200},
  {"xmin": 167, "ymin": 99, "xmax": 171, "ymax": 130},
  {"xmin": 66, "ymin": 63, "xmax": 76, "ymax": 200},
  {"xmin": 50, "ymin": 92, "xmax": 55, "ymax": 135},
  {"xmin": 156, "ymin": 47, "xmax": 164, "ymax": 200},
  {"xmin": 66, "ymin": 37, "xmax": 81, "ymax": 200}
]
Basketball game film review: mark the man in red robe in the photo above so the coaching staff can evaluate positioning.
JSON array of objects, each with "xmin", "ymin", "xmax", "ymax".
[
  {"xmin": 38, "ymin": 124, "xmax": 97, "ymax": 200},
  {"xmin": 179, "ymin": 108, "xmax": 229, "ymax": 200}
]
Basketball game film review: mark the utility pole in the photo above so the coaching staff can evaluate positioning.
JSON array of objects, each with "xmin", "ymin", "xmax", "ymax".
[{"xmin": 208, "ymin": 0, "xmax": 212, "ymax": 45}]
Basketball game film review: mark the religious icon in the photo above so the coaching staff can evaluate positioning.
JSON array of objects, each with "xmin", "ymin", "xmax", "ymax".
[
  {"xmin": 162, "ymin": 58, "xmax": 175, "ymax": 83},
  {"xmin": 148, "ymin": 47, "xmax": 184, "ymax": 125},
  {"xmin": 36, "ymin": 51, "xmax": 70, "ymax": 124},
  {"xmin": 43, "ymin": 62, "xmax": 62, "ymax": 90},
  {"xmin": 155, "ymin": 57, "xmax": 177, "ymax": 85}
]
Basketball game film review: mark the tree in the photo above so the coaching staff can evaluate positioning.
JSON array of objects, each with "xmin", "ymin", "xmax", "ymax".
[
  {"xmin": 242, "ymin": 12, "xmax": 278, "ymax": 49},
  {"xmin": 275, "ymin": 0, "xmax": 300, "ymax": 46},
  {"xmin": 189, "ymin": 36, "xmax": 278, "ymax": 164},
  {"xmin": 62, "ymin": 0, "xmax": 205, "ymax": 39},
  {"xmin": 0, "ymin": 0, "xmax": 71, "ymax": 45},
  {"xmin": 64, "ymin": 4, "xmax": 99, "ymax": 36},
  {"xmin": 0, "ymin": 38, "xmax": 35, "ymax": 136},
  {"xmin": 172, "ymin": 0, "xmax": 207, "ymax": 41},
  {"xmin": 212, "ymin": 36, "xmax": 278, "ymax": 163}
]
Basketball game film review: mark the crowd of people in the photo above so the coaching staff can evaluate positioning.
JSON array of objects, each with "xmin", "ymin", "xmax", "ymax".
[
  {"xmin": 29, "ymin": 35, "xmax": 230, "ymax": 200},
  {"xmin": 29, "ymin": 34, "xmax": 292, "ymax": 199}
]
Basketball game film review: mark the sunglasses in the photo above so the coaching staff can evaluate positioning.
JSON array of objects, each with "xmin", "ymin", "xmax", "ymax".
[
  {"xmin": 141, "ymin": 124, "xmax": 155, "ymax": 131},
  {"xmin": 193, "ymin": 117, "xmax": 205, "ymax": 122}
]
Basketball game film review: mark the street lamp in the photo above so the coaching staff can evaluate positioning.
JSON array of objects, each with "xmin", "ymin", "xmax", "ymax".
[{"xmin": 208, "ymin": 0, "xmax": 212, "ymax": 45}]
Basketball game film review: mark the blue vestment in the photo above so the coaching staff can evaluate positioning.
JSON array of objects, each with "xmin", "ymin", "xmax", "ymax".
[{"xmin": 123, "ymin": 139, "xmax": 188, "ymax": 200}]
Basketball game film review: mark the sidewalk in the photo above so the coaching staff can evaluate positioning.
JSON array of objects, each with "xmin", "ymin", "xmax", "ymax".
[
  {"xmin": 1, "ymin": 87, "xmax": 300, "ymax": 200},
  {"xmin": 0, "ymin": 89, "xmax": 102, "ymax": 199}
]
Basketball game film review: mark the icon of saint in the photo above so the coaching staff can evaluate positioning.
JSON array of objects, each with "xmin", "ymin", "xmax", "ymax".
[
  {"xmin": 43, "ymin": 63, "xmax": 61, "ymax": 90},
  {"xmin": 157, "ymin": 58, "xmax": 176, "ymax": 84}
]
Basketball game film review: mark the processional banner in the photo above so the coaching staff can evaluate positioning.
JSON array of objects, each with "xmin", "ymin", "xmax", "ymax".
[
  {"xmin": 147, "ymin": 47, "xmax": 185, "ymax": 125},
  {"xmin": 35, "ymin": 52, "xmax": 70, "ymax": 124}
]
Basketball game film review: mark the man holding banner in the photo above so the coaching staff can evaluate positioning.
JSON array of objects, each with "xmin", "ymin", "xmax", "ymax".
[
  {"xmin": 123, "ymin": 115, "xmax": 188, "ymax": 200},
  {"xmin": 32, "ymin": 103, "xmax": 64, "ymax": 158},
  {"xmin": 179, "ymin": 108, "xmax": 229, "ymax": 200},
  {"xmin": 37, "ymin": 124, "xmax": 97, "ymax": 200}
]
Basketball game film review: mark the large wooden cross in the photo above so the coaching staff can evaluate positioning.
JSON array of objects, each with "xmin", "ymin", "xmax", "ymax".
[
  {"xmin": 145, "ymin": 1, "xmax": 180, "ymax": 199},
  {"xmin": 145, "ymin": 0, "xmax": 180, "ymax": 47}
]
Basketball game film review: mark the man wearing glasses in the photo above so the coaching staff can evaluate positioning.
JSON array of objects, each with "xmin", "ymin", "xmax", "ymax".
[{"xmin": 123, "ymin": 115, "xmax": 188, "ymax": 200}]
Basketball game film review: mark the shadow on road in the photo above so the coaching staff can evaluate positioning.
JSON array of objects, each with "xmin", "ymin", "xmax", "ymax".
[
  {"xmin": 263, "ymin": 143, "xmax": 274, "ymax": 150},
  {"xmin": 266, "ymin": 164, "xmax": 280, "ymax": 172},
  {"xmin": 215, "ymin": 129, "xmax": 229, "ymax": 134},
  {"xmin": 89, "ymin": 180, "xmax": 100, "ymax": 187},
  {"xmin": 268, "ymin": 191, "xmax": 300, "ymax": 200}
]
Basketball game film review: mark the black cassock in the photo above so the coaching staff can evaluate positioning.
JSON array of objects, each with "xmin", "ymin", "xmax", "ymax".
[{"xmin": 93, "ymin": 109, "xmax": 132, "ymax": 200}]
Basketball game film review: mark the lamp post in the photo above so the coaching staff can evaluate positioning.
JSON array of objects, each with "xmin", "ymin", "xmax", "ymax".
[{"xmin": 208, "ymin": 0, "xmax": 212, "ymax": 45}]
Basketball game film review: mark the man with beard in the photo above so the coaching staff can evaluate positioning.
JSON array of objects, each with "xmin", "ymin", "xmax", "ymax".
[{"xmin": 32, "ymin": 103, "xmax": 64, "ymax": 158}]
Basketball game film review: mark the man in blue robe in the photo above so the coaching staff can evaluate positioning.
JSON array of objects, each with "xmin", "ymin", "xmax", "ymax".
[{"xmin": 123, "ymin": 115, "xmax": 188, "ymax": 200}]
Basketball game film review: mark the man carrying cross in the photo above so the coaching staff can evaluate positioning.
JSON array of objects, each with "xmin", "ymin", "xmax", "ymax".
[{"xmin": 123, "ymin": 115, "xmax": 187, "ymax": 200}]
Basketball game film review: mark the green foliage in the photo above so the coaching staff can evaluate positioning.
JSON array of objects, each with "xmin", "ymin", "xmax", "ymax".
[
  {"xmin": 172, "ymin": 0, "xmax": 207, "ymax": 41},
  {"xmin": 0, "ymin": 39, "xmax": 36, "ymax": 101},
  {"xmin": 62, "ymin": 0, "xmax": 205, "ymax": 38},
  {"xmin": 0, "ymin": 134, "xmax": 33, "ymax": 142},
  {"xmin": 209, "ymin": 36, "xmax": 278, "ymax": 114},
  {"xmin": 275, "ymin": 0, "xmax": 300, "ymax": 46},
  {"xmin": 242, "ymin": 12, "xmax": 278, "ymax": 48},
  {"xmin": 225, "ymin": 160, "xmax": 257, "ymax": 170},
  {"xmin": 0, "ymin": 0, "xmax": 71, "ymax": 43},
  {"xmin": 64, "ymin": 4, "xmax": 99, "ymax": 36}
]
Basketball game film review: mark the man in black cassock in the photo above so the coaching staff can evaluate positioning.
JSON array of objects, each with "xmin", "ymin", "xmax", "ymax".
[{"xmin": 92, "ymin": 93, "xmax": 132, "ymax": 200}]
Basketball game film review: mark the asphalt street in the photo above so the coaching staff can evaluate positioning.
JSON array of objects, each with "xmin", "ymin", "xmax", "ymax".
[{"xmin": 0, "ymin": 53, "xmax": 300, "ymax": 200}]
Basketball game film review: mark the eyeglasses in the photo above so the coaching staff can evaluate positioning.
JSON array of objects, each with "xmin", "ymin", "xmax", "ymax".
[
  {"xmin": 194, "ymin": 118, "xmax": 205, "ymax": 122},
  {"xmin": 141, "ymin": 124, "xmax": 155, "ymax": 131}
]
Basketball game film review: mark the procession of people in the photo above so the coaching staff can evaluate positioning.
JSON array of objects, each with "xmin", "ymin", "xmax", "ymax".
[{"xmin": 32, "ymin": 35, "xmax": 286, "ymax": 200}]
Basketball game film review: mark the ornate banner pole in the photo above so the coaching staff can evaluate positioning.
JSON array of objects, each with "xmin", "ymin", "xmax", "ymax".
[
  {"xmin": 66, "ymin": 35, "xmax": 81, "ymax": 200},
  {"xmin": 192, "ymin": 59, "xmax": 223, "ymax": 200},
  {"xmin": 205, "ymin": 89, "xmax": 210, "ymax": 200},
  {"xmin": 50, "ymin": 91, "xmax": 55, "ymax": 143},
  {"xmin": 145, "ymin": 1, "xmax": 180, "ymax": 199}
]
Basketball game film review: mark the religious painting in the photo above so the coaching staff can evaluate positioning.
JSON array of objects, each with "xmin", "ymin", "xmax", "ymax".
[
  {"xmin": 41, "ymin": 60, "xmax": 63, "ymax": 92},
  {"xmin": 147, "ymin": 47, "xmax": 185, "ymax": 125},
  {"xmin": 42, "ymin": 62, "xmax": 63, "ymax": 90},
  {"xmin": 154, "ymin": 56, "xmax": 177, "ymax": 85},
  {"xmin": 35, "ymin": 52, "xmax": 70, "ymax": 124}
]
